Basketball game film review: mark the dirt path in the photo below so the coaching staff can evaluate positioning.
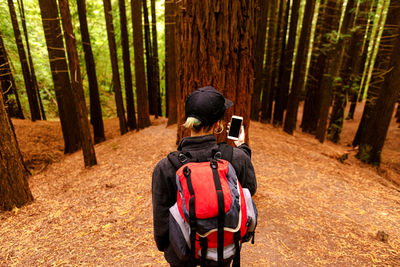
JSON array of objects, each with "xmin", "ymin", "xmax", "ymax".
[{"xmin": 1, "ymin": 117, "xmax": 399, "ymax": 266}]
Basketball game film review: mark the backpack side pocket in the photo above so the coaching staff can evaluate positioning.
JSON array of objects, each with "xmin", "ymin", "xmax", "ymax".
[
  {"xmin": 242, "ymin": 188, "xmax": 258, "ymax": 243},
  {"xmin": 169, "ymin": 203, "xmax": 191, "ymax": 260}
]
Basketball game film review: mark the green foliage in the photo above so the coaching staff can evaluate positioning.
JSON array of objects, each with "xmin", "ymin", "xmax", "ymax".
[{"xmin": 0, "ymin": 0, "xmax": 167, "ymax": 120}]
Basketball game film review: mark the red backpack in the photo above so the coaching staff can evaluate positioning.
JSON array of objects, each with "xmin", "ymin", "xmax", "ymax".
[{"xmin": 168, "ymin": 144, "xmax": 257, "ymax": 267}]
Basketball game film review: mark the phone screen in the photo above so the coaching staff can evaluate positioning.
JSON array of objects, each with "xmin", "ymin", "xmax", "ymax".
[{"xmin": 229, "ymin": 117, "xmax": 242, "ymax": 138}]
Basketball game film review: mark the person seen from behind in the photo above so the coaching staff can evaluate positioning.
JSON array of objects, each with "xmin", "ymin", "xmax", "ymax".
[{"xmin": 152, "ymin": 86, "xmax": 257, "ymax": 267}]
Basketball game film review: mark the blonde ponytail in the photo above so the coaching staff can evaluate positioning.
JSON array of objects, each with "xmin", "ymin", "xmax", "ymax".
[{"xmin": 183, "ymin": 117, "xmax": 202, "ymax": 130}]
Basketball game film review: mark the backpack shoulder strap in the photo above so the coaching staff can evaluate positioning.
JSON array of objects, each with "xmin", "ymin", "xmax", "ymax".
[
  {"xmin": 167, "ymin": 151, "xmax": 193, "ymax": 170},
  {"xmin": 217, "ymin": 142, "xmax": 233, "ymax": 162}
]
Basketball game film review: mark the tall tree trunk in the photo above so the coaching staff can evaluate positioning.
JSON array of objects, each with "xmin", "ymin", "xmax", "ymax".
[
  {"xmin": 302, "ymin": 0, "xmax": 340, "ymax": 133},
  {"xmin": 358, "ymin": 3, "xmax": 400, "ymax": 165},
  {"xmin": 76, "ymin": 0, "xmax": 105, "ymax": 143},
  {"xmin": 103, "ymin": 0, "xmax": 128, "ymax": 135},
  {"xmin": 328, "ymin": 0, "xmax": 361, "ymax": 143},
  {"xmin": 142, "ymin": 0, "xmax": 156, "ymax": 117},
  {"xmin": 251, "ymin": 0, "xmax": 269, "ymax": 121},
  {"xmin": 58, "ymin": 0, "xmax": 97, "ymax": 167},
  {"xmin": 118, "ymin": 0, "xmax": 137, "ymax": 130},
  {"xmin": 7, "ymin": 0, "xmax": 41, "ymax": 121},
  {"xmin": 274, "ymin": 0, "xmax": 301, "ymax": 126},
  {"xmin": 283, "ymin": 0, "xmax": 317, "ymax": 135},
  {"xmin": 131, "ymin": 0, "xmax": 151, "ymax": 128},
  {"xmin": 396, "ymin": 99, "xmax": 400, "ymax": 123},
  {"xmin": 175, "ymin": 0, "xmax": 256, "ymax": 144},
  {"xmin": 0, "ymin": 32, "xmax": 24, "ymax": 119},
  {"xmin": 150, "ymin": 0, "xmax": 161, "ymax": 117},
  {"xmin": 38, "ymin": 0, "xmax": 81, "ymax": 154},
  {"xmin": 353, "ymin": 0, "xmax": 390, "ymax": 147},
  {"xmin": 260, "ymin": 0, "xmax": 277, "ymax": 123},
  {"xmin": 0, "ymin": 92, "xmax": 33, "ymax": 211},
  {"xmin": 315, "ymin": 0, "xmax": 356, "ymax": 143},
  {"xmin": 165, "ymin": 0, "xmax": 177, "ymax": 125},
  {"xmin": 17, "ymin": 0, "xmax": 46, "ymax": 121}
]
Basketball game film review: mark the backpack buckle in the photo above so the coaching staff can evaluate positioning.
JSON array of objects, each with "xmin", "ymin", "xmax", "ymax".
[
  {"xmin": 178, "ymin": 153, "xmax": 189, "ymax": 163},
  {"xmin": 210, "ymin": 160, "xmax": 218, "ymax": 169},
  {"xmin": 213, "ymin": 151, "xmax": 222, "ymax": 160}
]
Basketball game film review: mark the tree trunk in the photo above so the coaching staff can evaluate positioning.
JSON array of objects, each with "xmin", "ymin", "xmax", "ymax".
[
  {"xmin": 142, "ymin": 0, "xmax": 156, "ymax": 117},
  {"xmin": 7, "ymin": 0, "xmax": 41, "ymax": 121},
  {"xmin": 283, "ymin": 0, "xmax": 317, "ymax": 135},
  {"xmin": 0, "ymin": 32, "xmax": 24, "ymax": 119},
  {"xmin": 76, "ymin": 0, "xmax": 105, "ymax": 143},
  {"xmin": 131, "ymin": 0, "xmax": 151, "ymax": 128},
  {"xmin": 0, "ymin": 92, "xmax": 33, "ymax": 211},
  {"xmin": 118, "ymin": 0, "xmax": 137, "ymax": 130},
  {"xmin": 396, "ymin": 99, "xmax": 400, "ymax": 123},
  {"xmin": 58, "ymin": 0, "xmax": 97, "ymax": 167},
  {"xmin": 17, "ymin": 0, "xmax": 46, "ymax": 121},
  {"xmin": 301, "ymin": 0, "xmax": 340, "ymax": 133},
  {"xmin": 260, "ymin": 0, "xmax": 277, "ymax": 123},
  {"xmin": 327, "ymin": 0, "xmax": 359, "ymax": 143},
  {"xmin": 274, "ymin": 0, "xmax": 301, "ymax": 126},
  {"xmin": 358, "ymin": 3, "xmax": 400, "ymax": 165},
  {"xmin": 315, "ymin": 0, "xmax": 355, "ymax": 143},
  {"xmin": 175, "ymin": 0, "xmax": 256, "ymax": 144},
  {"xmin": 165, "ymin": 0, "xmax": 177, "ymax": 125},
  {"xmin": 251, "ymin": 0, "xmax": 269, "ymax": 121},
  {"xmin": 103, "ymin": 0, "xmax": 128, "ymax": 135},
  {"xmin": 150, "ymin": 0, "xmax": 161, "ymax": 117},
  {"xmin": 38, "ymin": 0, "xmax": 81, "ymax": 154}
]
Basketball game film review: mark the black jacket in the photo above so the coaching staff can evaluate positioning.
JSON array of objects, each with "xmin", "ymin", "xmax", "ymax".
[{"xmin": 152, "ymin": 135, "xmax": 257, "ymax": 265}]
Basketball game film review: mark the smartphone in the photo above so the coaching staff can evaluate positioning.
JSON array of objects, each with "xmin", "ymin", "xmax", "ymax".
[{"xmin": 227, "ymin": 115, "xmax": 243, "ymax": 141}]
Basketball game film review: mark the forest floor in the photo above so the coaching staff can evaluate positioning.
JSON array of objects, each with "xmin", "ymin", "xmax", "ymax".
[{"xmin": 1, "ymin": 102, "xmax": 399, "ymax": 266}]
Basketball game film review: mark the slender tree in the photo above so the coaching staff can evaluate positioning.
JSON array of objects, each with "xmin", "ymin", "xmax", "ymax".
[
  {"xmin": 0, "ymin": 92, "xmax": 33, "ymax": 211},
  {"xmin": 150, "ymin": 0, "xmax": 161, "ymax": 116},
  {"xmin": 38, "ymin": 0, "xmax": 81, "ymax": 153},
  {"xmin": 103, "ymin": 0, "xmax": 128, "ymax": 135},
  {"xmin": 118, "ymin": 0, "xmax": 137, "ymax": 130},
  {"xmin": 251, "ymin": 0, "xmax": 269, "ymax": 121},
  {"xmin": 274, "ymin": 0, "xmax": 301, "ymax": 125},
  {"xmin": 284, "ymin": 0, "xmax": 317, "ymax": 134},
  {"xmin": 142, "ymin": 0, "xmax": 156, "ymax": 117},
  {"xmin": 302, "ymin": 0, "xmax": 341, "ymax": 133},
  {"xmin": 58, "ymin": 0, "xmax": 97, "ymax": 167},
  {"xmin": 260, "ymin": 0, "xmax": 277, "ymax": 123},
  {"xmin": 76, "ymin": 0, "xmax": 105, "ymax": 143},
  {"xmin": 175, "ymin": 0, "xmax": 256, "ymax": 144},
  {"xmin": 396, "ymin": 99, "xmax": 400, "ymax": 123},
  {"xmin": 17, "ymin": 0, "xmax": 46, "ymax": 120},
  {"xmin": 7, "ymin": 0, "xmax": 41, "ymax": 121},
  {"xmin": 131, "ymin": 0, "xmax": 151, "ymax": 128},
  {"xmin": 315, "ymin": 0, "xmax": 356, "ymax": 143},
  {"xmin": 165, "ymin": 0, "xmax": 177, "ymax": 125},
  {"xmin": 0, "ymin": 32, "xmax": 24, "ymax": 119},
  {"xmin": 358, "ymin": 2, "xmax": 400, "ymax": 165}
]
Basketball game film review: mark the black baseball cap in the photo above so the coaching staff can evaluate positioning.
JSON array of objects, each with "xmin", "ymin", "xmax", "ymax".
[{"xmin": 185, "ymin": 86, "xmax": 233, "ymax": 126}]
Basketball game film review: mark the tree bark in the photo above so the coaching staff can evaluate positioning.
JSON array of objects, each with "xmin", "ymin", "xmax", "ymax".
[
  {"xmin": 131, "ymin": 0, "xmax": 151, "ymax": 128},
  {"xmin": 358, "ymin": 3, "xmax": 400, "ymax": 165},
  {"xmin": 76, "ymin": 0, "xmax": 105, "ymax": 143},
  {"xmin": 0, "ymin": 92, "xmax": 33, "ymax": 211},
  {"xmin": 118, "ymin": 0, "xmax": 137, "ymax": 130},
  {"xmin": 38, "ymin": 0, "xmax": 81, "ymax": 154},
  {"xmin": 103, "ymin": 0, "xmax": 128, "ymax": 135},
  {"xmin": 251, "ymin": 0, "xmax": 269, "ymax": 121},
  {"xmin": 150, "ymin": 0, "xmax": 161, "ymax": 117},
  {"xmin": 7, "ymin": 0, "xmax": 41, "ymax": 121},
  {"xmin": 165, "ymin": 0, "xmax": 177, "ymax": 125},
  {"xmin": 274, "ymin": 0, "xmax": 301, "ymax": 126},
  {"xmin": 175, "ymin": 0, "xmax": 256, "ymax": 144},
  {"xmin": 0, "ymin": 32, "xmax": 24, "ymax": 119},
  {"xmin": 284, "ymin": 0, "xmax": 316, "ymax": 135},
  {"xmin": 58, "ymin": 0, "xmax": 97, "ymax": 167}
]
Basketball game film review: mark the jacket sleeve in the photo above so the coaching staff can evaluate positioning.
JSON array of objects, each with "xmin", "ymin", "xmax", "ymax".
[
  {"xmin": 232, "ymin": 145, "xmax": 257, "ymax": 196},
  {"xmin": 152, "ymin": 158, "xmax": 177, "ymax": 251}
]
